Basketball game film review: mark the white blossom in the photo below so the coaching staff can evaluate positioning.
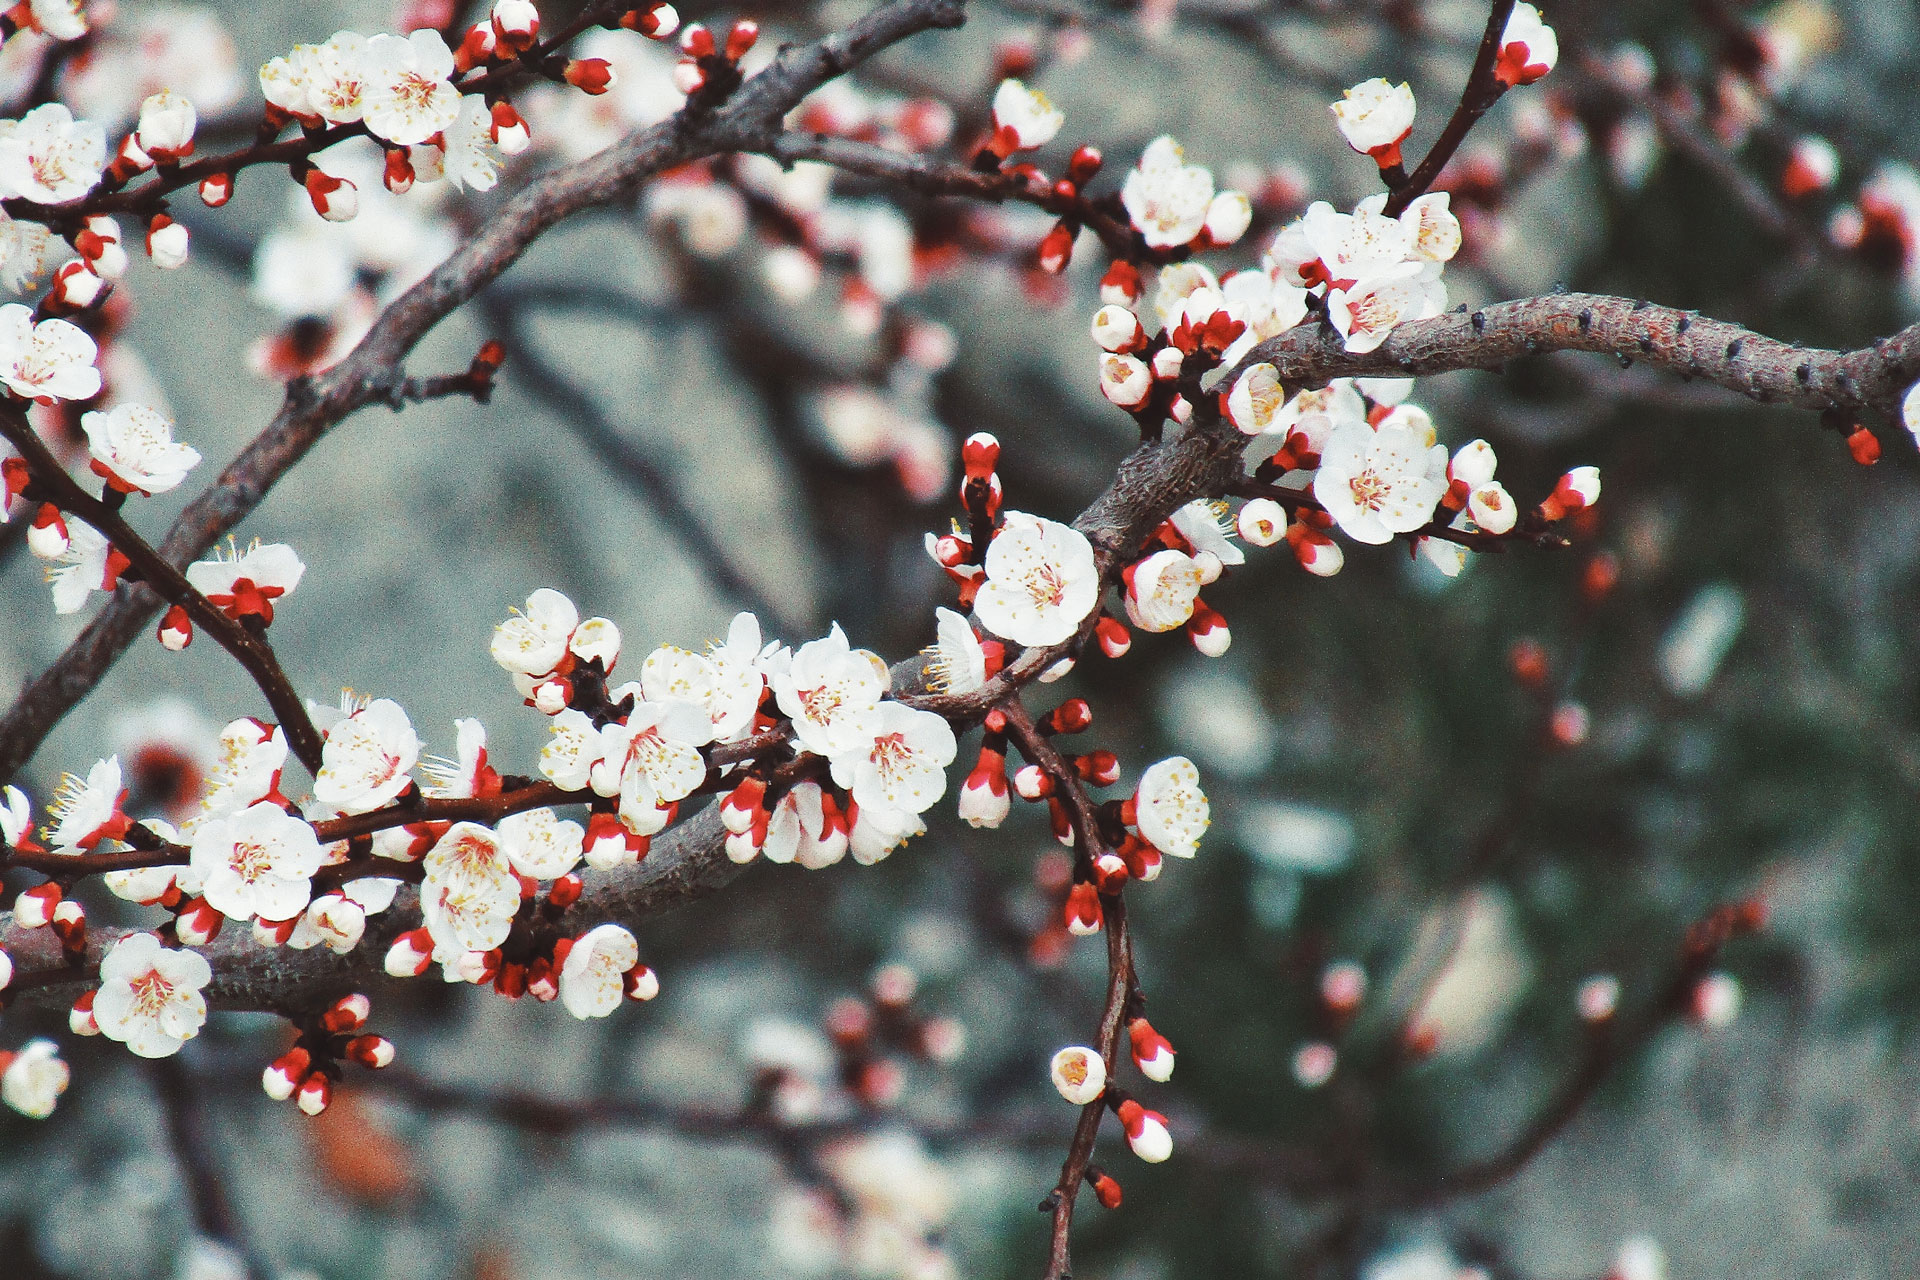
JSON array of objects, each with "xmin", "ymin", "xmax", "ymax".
[
  {"xmin": 560, "ymin": 923, "xmax": 639, "ymax": 1019},
  {"xmin": 829, "ymin": 701, "xmax": 957, "ymax": 816},
  {"xmin": 1135, "ymin": 756, "xmax": 1208, "ymax": 858},
  {"xmin": 0, "ymin": 303, "xmax": 100, "ymax": 402},
  {"xmin": 1313, "ymin": 417, "xmax": 1447, "ymax": 544},
  {"xmin": 92, "ymin": 932, "xmax": 211, "ymax": 1058},
  {"xmin": 81, "ymin": 404, "xmax": 200, "ymax": 495},
  {"xmin": 313, "ymin": 697, "xmax": 420, "ymax": 813},
  {"xmin": 1121, "ymin": 136, "xmax": 1214, "ymax": 249},
  {"xmin": 498, "ymin": 808, "xmax": 584, "ymax": 880},
  {"xmin": 0, "ymin": 103, "xmax": 105, "ymax": 203},
  {"xmin": 774, "ymin": 624, "xmax": 890, "ymax": 757},
  {"xmin": 361, "ymin": 30, "xmax": 460, "ymax": 146},
  {"xmin": 973, "ymin": 513, "xmax": 1100, "ymax": 648},
  {"xmin": 189, "ymin": 801, "xmax": 324, "ymax": 922},
  {"xmin": 1, "ymin": 1039, "xmax": 69, "ymax": 1118}
]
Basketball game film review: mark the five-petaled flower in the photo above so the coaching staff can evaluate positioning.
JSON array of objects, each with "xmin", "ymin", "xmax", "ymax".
[
  {"xmin": 1313, "ymin": 417, "xmax": 1448, "ymax": 544},
  {"xmin": 92, "ymin": 932, "xmax": 212, "ymax": 1059},
  {"xmin": 1134, "ymin": 756, "xmax": 1209, "ymax": 858},
  {"xmin": 189, "ymin": 800, "xmax": 326, "ymax": 923},
  {"xmin": 313, "ymin": 696, "xmax": 421, "ymax": 813},
  {"xmin": 973, "ymin": 512, "xmax": 1100, "ymax": 648},
  {"xmin": 361, "ymin": 29, "xmax": 461, "ymax": 146},
  {"xmin": 82, "ymin": 403, "xmax": 201, "ymax": 495},
  {"xmin": 0, "ymin": 303, "xmax": 100, "ymax": 403},
  {"xmin": 1121, "ymin": 136, "xmax": 1216, "ymax": 249},
  {"xmin": 829, "ymin": 700, "xmax": 957, "ymax": 817},
  {"xmin": 774, "ymin": 623, "xmax": 889, "ymax": 758},
  {"xmin": 0, "ymin": 103, "xmax": 105, "ymax": 203}
]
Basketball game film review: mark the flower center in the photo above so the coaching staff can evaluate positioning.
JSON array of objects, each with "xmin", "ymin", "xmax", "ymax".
[
  {"xmin": 129, "ymin": 969, "xmax": 176, "ymax": 1019},
  {"xmin": 869, "ymin": 732, "xmax": 914, "ymax": 779},
  {"xmin": 231, "ymin": 838, "xmax": 272, "ymax": 882},
  {"xmin": 1022, "ymin": 564, "xmax": 1067, "ymax": 607},
  {"xmin": 1348, "ymin": 467, "xmax": 1388, "ymax": 511}
]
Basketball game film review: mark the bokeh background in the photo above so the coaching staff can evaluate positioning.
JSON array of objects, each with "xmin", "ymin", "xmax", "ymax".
[{"xmin": 5, "ymin": 0, "xmax": 1920, "ymax": 1277}]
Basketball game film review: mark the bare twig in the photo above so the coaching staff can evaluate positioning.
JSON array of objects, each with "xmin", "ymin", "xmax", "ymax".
[{"xmin": 1383, "ymin": 0, "xmax": 1518, "ymax": 217}]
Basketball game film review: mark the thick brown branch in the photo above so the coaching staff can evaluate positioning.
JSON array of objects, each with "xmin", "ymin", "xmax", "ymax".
[{"xmin": 1238, "ymin": 293, "xmax": 1920, "ymax": 420}]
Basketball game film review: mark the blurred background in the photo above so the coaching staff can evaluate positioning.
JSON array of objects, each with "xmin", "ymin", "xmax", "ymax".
[{"xmin": 5, "ymin": 0, "xmax": 1920, "ymax": 1276}]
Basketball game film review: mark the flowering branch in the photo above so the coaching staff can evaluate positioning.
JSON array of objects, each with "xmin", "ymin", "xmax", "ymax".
[
  {"xmin": 0, "ymin": 406, "xmax": 328, "ymax": 772},
  {"xmin": 1381, "ymin": 0, "xmax": 1518, "ymax": 216},
  {"xmin": 0, "ymin": 0, "xmax": 973, "ymax": 788}
]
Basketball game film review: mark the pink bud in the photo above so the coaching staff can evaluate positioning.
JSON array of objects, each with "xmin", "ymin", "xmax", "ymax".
[
  {"xmin": 321, "ymin": 992, "xmax": 371, "ymax": 1034},
  {"xmin": 295, "ymin": 1072, "xmax": 333, "ymax": 1116},
  {"xmin": 383, "ymin": 928, "xmax": 434, "ymax": 978},
  {"xmin": 262, "ymin": 1047, "xmax": 311, "ymax": 1101},
  {"xmin": 198, "ymin": 173, "xmax": 232, "ymax": 207},
  {"xmin": 174, "ymin": 896, "xmax": 223, "ymax": 947},
  {"xmin": 625, "ymin": 964, "xmax": 660, "ymax": 1001},
  {"xmin": 157, "ymin": 604, "xmax": 193, "ymax": 650},
  {"xmin": 70, "ymin": 990, "xmax": 99, "ymax": 1036},
  {"xmin": 1116, "ymin": 1098, "xmax": 1172, "ymax": 1162},
  {"xmin": 345, "ymin": 1035, "xmax": 395, "ymax": 1068}
]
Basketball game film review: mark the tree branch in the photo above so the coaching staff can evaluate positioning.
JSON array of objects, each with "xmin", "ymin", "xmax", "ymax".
[{"xmin": 0, "ymin": 0, "xmax": 972, "ymax": 788}]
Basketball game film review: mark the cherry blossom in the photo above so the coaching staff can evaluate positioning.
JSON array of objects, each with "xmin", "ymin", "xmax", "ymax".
[
  {"xmin": 41, "ymin": 517, "xmax": 122, "ymax": 616},
  {"xmin": 1, "ymin": 1039, "xmax": 69, "ymax": 1118},
  {"xmin": 1121, "ymin": 136, "xmax": 1215, "ymax": 249},
  {"xmin": 1125, "ymin": 549, "xmax": 1205, "ymax": 633},
  {"xmin": 1327, "ymin": 262, "xmax": 1444, "ymax": 354},
  {"xmin": 81, "ymin": 404, "xmax": 201, "ymax": 495},
  {"xmin": 431, "ymin": 95, "xmax": 506, "ymax": 192},
  {"xmin": 498, "ymin": 808, "xmax": 585, "ymax": 880},
  {"xmin": 420, "ymin": 822, "xmax": 520, "ymax": 957},
  {"xmin": 492, "ymin": 587, "xmax": 579, "ymax": 676},
  {"xmin": 45, "ymin": 755, "xmax": 130, "ymax": 853},
  {"xmin": 1050, "ymin": 1045, "xmax": 1106, "ymax": 1105},
  {"xmin": 1496, "ymin": 3, "xmax": 1559, "ymax": 87},
  {"xmin": 0, "ymin": 103, "xmax": 105, "ymax": 203},
  {"xmin": 189, "ymin": 800, "xmax": 325, "ymax": 923},
  {"xmin": 361, "ymin": 30, "xmax": 461, "ymax": 146},
  {"xmin": 1313, "ymin": 417, "xmax": 1447, "ymax": 544},
  {"xmin": 92, "ymin": 932, "xmax": 211, "ymax": 1058},
  {"xmin": 922, "ymin": 606, "xmax": 989, "ymax": 695},
  {"xmin": 560, "ymin": 923, "xmax": 641, "ymax": 1019},
  {"xmin": 641, "ymin": 639, "xmax": 760, "ymax": 743},
  {"xmin": 989, "ymin": 79, "xmax": 1063, "ymax": 154},
  {"xmin": 200, "ymin": 718, "xmax": 289, "ymax": 820},
  {"xmin": 103, "ymin": 821, "xmax": 199, "ymax": 906},
  {"xmin": 0, "ymin": 304, "xmax": 101, "ymax": 402},
  {"xmin": 185, "ymin": 539, "xmax": 306, "ymax": 625},
  {"xmin": 829, "ymin": 701, "xmax": 957, "ymax": 815},
  {"xmin": 135, "ymin": 90, "xmax": 196, "ymax": 161},
  {"xmin": 1331, "ymin": 79, "xmax": 1416, "ymax": 167},
  {"xmin": 591, "ymin": 694, "xmax": 713, "ymax": 807},
  {"xmin": 774, "ymin": 624, "xmax": 890, "ymax": 757},
  {"xmin": 1170, "ymin": 499, "xmax": 1244, "ymax": 567},
  {"xmin": 312, "ymin": 697, "xmax": 420, "ymax": 812},
  {"xmin": 1135, "ymin": 756, "xmax": 1208, "ymax": 858},
  {"xmin": 973, "ymin": 512, "xmax": 1100, "ymax": 648},
  {"xmin": 848, "ymin": 801, "xmax": 923, "ymax": 865},
  {"xmin": 539, "ymin": 708, "xmax": 605, "ymax": 790}
]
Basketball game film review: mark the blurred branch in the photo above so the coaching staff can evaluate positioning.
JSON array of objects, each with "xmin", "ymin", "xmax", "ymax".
[
  {"xmin": 149, "ymin": 1054, "xmax": 271, "ymax": 1279},
  {"xmin": 478, "ymin": 290, "xmax": 799, "ymax": 632}
]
